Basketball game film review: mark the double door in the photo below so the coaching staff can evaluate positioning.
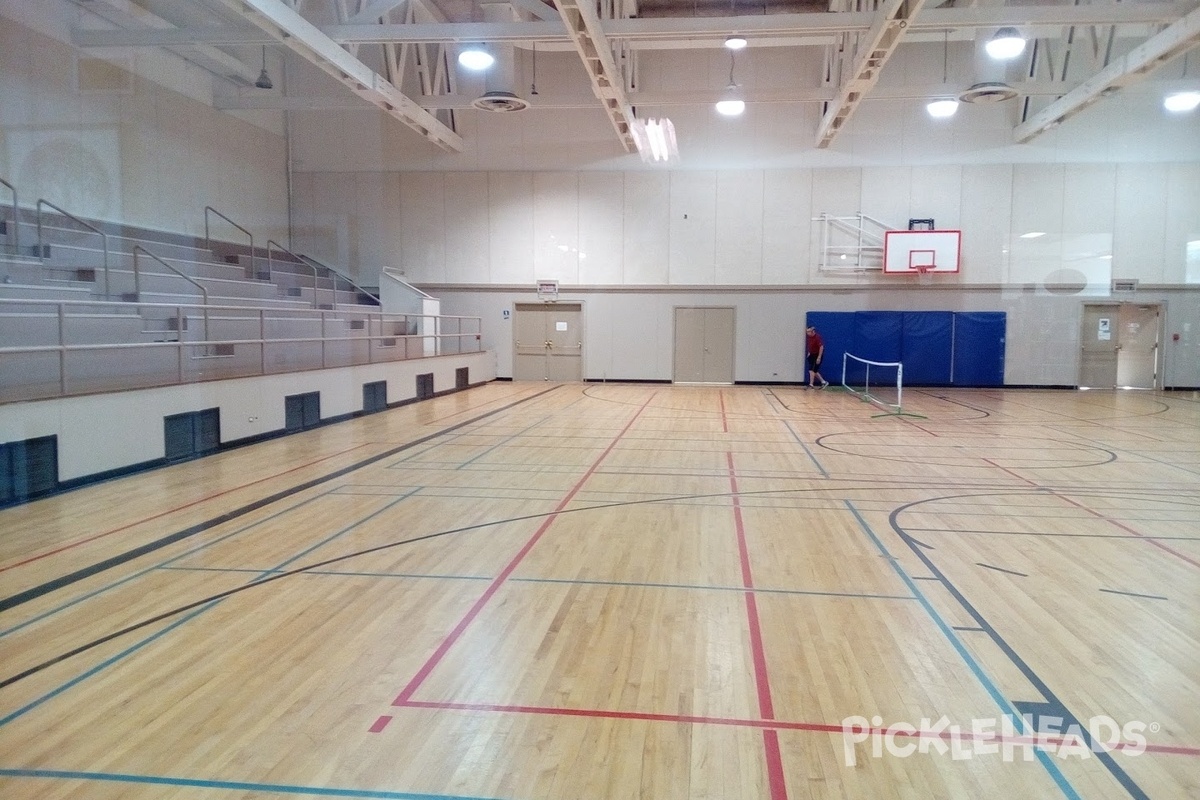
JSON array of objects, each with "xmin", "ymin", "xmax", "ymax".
[
  {"xmin": 673, "ymin": 307, "xmax": 735, "ymax": 384},
  {"xmin": 513, "ymin": 303, "xmax": 583, "ymax": 381}
]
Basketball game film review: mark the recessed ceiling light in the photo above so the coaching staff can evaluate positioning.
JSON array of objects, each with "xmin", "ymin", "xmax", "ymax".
[
  {"xmin": 1020, "ymin": 231, "xmax": 1046, "ymax": 239},
  {"xmin": 725, "ymin": 36, "xmax": 748, "ymax": 51}
]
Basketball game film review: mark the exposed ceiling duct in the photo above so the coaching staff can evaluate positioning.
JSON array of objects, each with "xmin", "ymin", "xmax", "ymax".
[{"xmin": 472, "ymin": 6, "xmax": 530, "ymax": 113}]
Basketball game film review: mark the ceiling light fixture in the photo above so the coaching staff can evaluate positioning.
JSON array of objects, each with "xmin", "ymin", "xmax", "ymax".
[
  {"xmin": 986, "ymin": 27, "xmax": 1026, "ymax": 60},
  {"xmin": 725, "ymin": 36, "xmax": 748, "ymax": 51},
  {"xmin": 458, "ymin": 45, "xmax": 495, "ymax": 71},
  {"xmin": 926, "ymin": 99, "xmax": 959, "ymax": 118},
  {"xmin": 927, "ymin": 31, "xmax": 958, "ymax": 118},
  {"xmin": 254, "ymin": 46, "xmax": 273, "ymax": 90},
  {"xmin": 631, "ymin": 117, "xmax": 679, "ymax": 163},
  {"xmin": 1164, "ymin": 91, "xmax": 1200, "ymax": 113},
  {"xmin": 715, "ymin": 46, "xmax": 745, "ymax": 116},
  {"xmin": 1164, "ymin": 54, "xmax": 1198, "ymax": 113}
]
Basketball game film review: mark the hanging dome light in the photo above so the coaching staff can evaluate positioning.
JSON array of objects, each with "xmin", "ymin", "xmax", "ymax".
[
  {"xmin": 724, "ymin": 36, "xmax": 748, "ymax": 51},
  {"xmin": 715, "ymin": 98, "xmax": 746, "ymax": 116},
  {"xmin": 986, "ymin": 27, "xmax": 1026, "ymax": 60},
  {"xmin": 1163, "ymin": 90, "xmax": 1200, "ymax": 113},
  {"xmin": 926, "ymin": 99, "xmax": 959, "ymax": 118},
  {"xmin": 458, "ymin": 45, "xmax": 495, "ymax": 71}
]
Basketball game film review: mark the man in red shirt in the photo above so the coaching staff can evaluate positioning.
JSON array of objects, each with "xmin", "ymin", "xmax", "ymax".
[{"xmin": 806, "ymin": 325, "xmax": 829, "ymax": 388}]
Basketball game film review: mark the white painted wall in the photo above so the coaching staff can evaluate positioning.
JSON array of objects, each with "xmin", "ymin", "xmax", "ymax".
[
  {"xmin": 428, "ymin": 287, "xmax": 1200, "ymax": 389},
  {"xmin": 291, "ymin": 164, "xmax": 1200, "ymax": 292},
  {"xmin": 0, "ymin": 352, "xmax": 495, "ymax": 482},
  {"xmin": 0, "ymin": 5, "xmax": 288, "ymax": 242}
]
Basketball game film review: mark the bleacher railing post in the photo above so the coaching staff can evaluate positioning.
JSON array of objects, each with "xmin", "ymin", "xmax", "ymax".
[{"xmin": 57, "ymin": 302, "xmax": 66, "ymax": 396}]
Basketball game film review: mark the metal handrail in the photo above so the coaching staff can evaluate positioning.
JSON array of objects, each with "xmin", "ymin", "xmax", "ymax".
[
  {"xmin": 0, "ymin": 177, "xmax": 16, "ymax": 255},
  {"xmin": 133, "ymin": 246, "xmax": 209, "ymax": 342},
  {"xmin": 299, "ymin": 254, "xmax": 382, "ymax": 307},
  {"xmin": 204, "ymin": 206, "xmax": 255, "ymax": 281},
  {"xmin": 36, "ymin": 199, "xmax": 110, "ymax": 296},
  {"xmin": 267, "ymin": 239, "xmax": 319, "ymax": 309}
]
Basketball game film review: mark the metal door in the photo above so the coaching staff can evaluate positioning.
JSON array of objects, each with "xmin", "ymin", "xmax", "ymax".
[
  {"xmin": 1116, "ymin": 304, "xmax": 1161, "ymax": 389},
  {"xmin": 1080, "ymin": 304, "xmax": 1120, "ymax": 388},
  {"xmin": 673, "ymin": 307, "xmax": 735, "ymax": 384},
  {"xmin": 513, "ymin": 303, "xmax": 583, "ymax": 381}
]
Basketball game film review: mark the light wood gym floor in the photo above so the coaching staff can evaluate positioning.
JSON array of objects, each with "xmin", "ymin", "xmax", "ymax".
[{"xmin": 0, "ymin": 382, "xmax": 1197, "ymax": 800}]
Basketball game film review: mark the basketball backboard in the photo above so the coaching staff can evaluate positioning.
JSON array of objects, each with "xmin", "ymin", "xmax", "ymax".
[{"xmin": 883, "ymin": 230, "xmax": 961, "ymax": 274}]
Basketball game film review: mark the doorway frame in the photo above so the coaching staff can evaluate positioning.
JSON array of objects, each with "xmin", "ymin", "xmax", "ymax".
[
  {"xmin": 511, "ymin": 300, "xmax": 586, "ymax": 381},
  {"xmin": 671, "ymin": 305, "xmax": 737, "ymax": 385},
  {"xmin": 1077, "ymin": 301, "xmax": 1165, "ymax": 390}
]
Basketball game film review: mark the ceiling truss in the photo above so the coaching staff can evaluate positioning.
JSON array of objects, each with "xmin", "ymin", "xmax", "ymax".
[{"xmin": 67, "ymin": 0, "xmax": 1200, "ymax": 152}]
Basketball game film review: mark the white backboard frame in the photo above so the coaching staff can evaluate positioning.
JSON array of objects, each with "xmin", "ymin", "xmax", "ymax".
[{"xmin": 883, "ymin": 230, "xmax": 962, "ymax": 274}]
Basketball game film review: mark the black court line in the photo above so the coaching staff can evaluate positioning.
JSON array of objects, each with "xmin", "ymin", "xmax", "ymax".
[
  {"xmin": 0, "ymin": 385, "xmax": 563, "ymax": 615},
  {"xmin": 0, "ymin": 481, "xmax": 935, "ymax": 691},
  {"xmin": 951, "ymin": 626, "xmax": 986, "ymax": 632},
  {"xmin": 1098, "ymin": 588, "xmax": 1169, "ymax": 602},
  {"xmin": 909, "ymin": 536, "xmax": 936, "ymax": 550},
  {"xmin": 975, "ymin": 562, "xmax": 1028, "ymax": 578},
  {"xmin": 902, "ymin": 527, "xmax": 1200, "ymax": 540},
  {"xmin": 889, "ymin": 494, "xmax": 1150, "ymax": 800},
  {"xmin": 911, "ymin": 575, "xmax": 940, "ymax": 581}
]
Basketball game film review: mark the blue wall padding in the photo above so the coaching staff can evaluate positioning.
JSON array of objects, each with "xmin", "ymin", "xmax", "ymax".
[
  {"xmin": 902, "ymin": 311, "xmax": 954, "ymax": 385},
  {"xmin": 804, "ymin": 310, "xmax": 1006, "ymax": 386},
  {"xmin": 805, "ymin": 312, "xmax": 855, "ymax": 382},
  {"xmin": 852, "ymin": 311, "xmax": 903, "ymax": 363},
  {"xmin": 952, "ymin": 312, "xmax": 1007, "ymax": 386}
]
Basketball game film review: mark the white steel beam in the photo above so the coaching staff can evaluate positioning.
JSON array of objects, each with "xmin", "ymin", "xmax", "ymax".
[
  {"xmin": 345, "ymin": 0, "xmax": 408, "ymax": 25},
  {"xmin": 206, "ymin": 0, "xmax": 462, "ymax": 151},
  {"xmin": 1014, "ymin": 5, "xmax": 1200, "ymax": 142},
  {"xmin": 815, "ymin": 0, "xmax": 929, "ymax": 149},
  {"xmin": 72, "ymin": 4, "xmax": 1192, "ymax": 48},
  {"xmin": 554, "ymin": 0, "xmax": 637, "ymax": 151}
]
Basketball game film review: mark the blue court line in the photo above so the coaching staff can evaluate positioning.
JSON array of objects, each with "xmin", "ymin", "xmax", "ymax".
[
  {"xmin": 0, "ymin": 492, "xmax": 419, "ymax": 728},
  {"xmin": 0, "ymin": 769, "xmax": 503, "ymax": 800},
  {"xmin": 843, "ymin": 501, "xmax": 1081, "ymax": 800},
  {"xmin": 0, "ymin": 490, "xmax": 336, "ymax": 640},
  {"xmin": 156, "ymin": 565, "xmax": 916, "ymax": 601},
  {"xmin": 782, "ymin": 420, "xmax": 829, "ymax": 478},
  {"xmin": 886, "ymin": 495, "xmax": 1151, "ymax": 799}
]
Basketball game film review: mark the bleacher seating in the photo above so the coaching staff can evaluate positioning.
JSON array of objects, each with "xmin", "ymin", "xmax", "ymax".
[{"xmin": 0, "ymin": 184, "xmax": 455, "ymax": 404}]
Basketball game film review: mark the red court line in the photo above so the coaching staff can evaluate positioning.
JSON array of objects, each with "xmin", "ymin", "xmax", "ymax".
[
  {"xmin": 1053, "ymin": 492, "xmax": 1200, "ymax": 571},
  {"xmin": 719, "ymin": 391, "xmax": 729, "ymax": 433},
  {"xmin": 982, "ymin": 457, "xmax": 1040, "ymax": 487},
  {"xmin": 728, "ymin": 451, "xmax": 788, "ymax": 800},
  {"xmin": 373, "ymin": 394, "xmax": 657, "ymax": 729},
  {"xmin": 397, "ymin": 700, "xmax": 1200, "ymax": 756},
  {"xmin": 0, "ymin": 443, "xmax": 374, "ymax": 574}
]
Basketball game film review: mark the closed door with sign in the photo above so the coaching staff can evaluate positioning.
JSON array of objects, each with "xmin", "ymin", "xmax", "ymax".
[
  {"xmin": 1080, "ymin": 303, "xmax": 1161, "ymax": 389},
  {"xmin": 513, "ymin": 303, "xmax": 583, "ymax": 381},
  {"xmin": 673, "ymin": 306, "xmax": 735, "ymax": 384}
]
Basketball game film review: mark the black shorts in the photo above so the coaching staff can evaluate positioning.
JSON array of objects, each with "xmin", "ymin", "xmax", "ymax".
[{"xmin": 807, "ymin": 354, "xmax": 822, "ymax": 371}]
